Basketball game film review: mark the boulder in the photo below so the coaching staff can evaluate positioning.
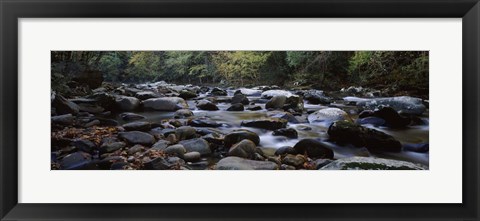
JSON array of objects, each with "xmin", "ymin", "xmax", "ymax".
[
  {"xmin": 179, "ymin": 90, "xmax": 197, "ymax": 100},
  {"xmin": 303, "ymin": 90, "xmax": 332, "ymax": 104},
  {"xmin": 115, "ymin": 96, "xmax": 140, "ymax": 111},
  {"xmin": 293, "ymin": 139, "xmax": 334, "ymax": 159},
  {"xmin": 356, "ymin": 117, "xmax": 386, "ymax": 127},
  {"xmin": 52, "ymin": 94, "xmax": 80, "ymax": 115},
  {"xmin": 282, "ymin": 154, "xmax": 306, "ymax": 168},
  {"xmin": 272, "ymin": 128, "xmax": 298, "ymax": 138},
  {"xmin": 151, "ymin": 140, "xmax": 170, "ymax": 151},
  {"xmin": 122, "ymin": 121, "xmax": 151, "ymax": 131},
  {"xmin": 228, "ymin": 139, "xmax": 258, "ymax": 159},
  {"xmin": 51, "ymin": 114, "xmax": 75, "ymax": 125},
  {"xmin": 188, "ymin": 119, "xmax": 222, "ymax": 128},
  {"xmin": 165, "ymin": 144, "xmax": 187, "ymax": 158},
  {"xmin": 266, "ymin": 111, "xmax": 299, "ymax": 123},
  {"xmin": 274, "ymin": 146, "xmax": 298, "ymax": 156},
  {"xmin": 144, "ymin": 157, "xmax": 172, "ymax": 170},
  {"xmin": 370, "ymin": 106, "xmax": 411, "ymax": 128},
  {"xmin": 265, "ymin": 95, "xmax": 286, "ymax": 109},
  {"xmin": 77, "ymin": 103, "xmax": 104, "ymax": 114},
  {"xmin": 174, "ymin": 109, "xmax": 194, "ymax": 119},
  {"xmin": 175, "ymin": 126, "xmax": 197, "ymax": 141},
  {"xmin": 241, "ymin": 118, "xmax": 288, "ymax": 130},
  {"xmin": 227, "ymin": 103, "xmax": 245, "ymax": 111},
  {"xmin": 261, "ymin": 90, "xmax": 293, "ymax": 99},
  {"xmin": 210, "ymin": 87, "xmax": 227, "ymax": 96},
  {"xmin": 308, "ymin": 108, "xmax": 348, "ymax": 123},
  {"xmin": 135, "ymin": 91, "xmax": 158, "ymax": 100},
  {"xmin": 60, "ymin": 152, "xmax": 92, "ymax": 170},
  {"xmin": 143, "ymin": 97, "xmax": 188, "ymax": 111},
  {"xmin": 352, "ymin": 96, "xmax": 426, "ymax": 115},
  {"xmin": 224, "ymin": 130, "xmax": 260, "ymax": 148},
  {"xmin": 183, "ymin": 151, "xmax": 201, "ymax": 162},
  {"xmin": 197, "ymin": 100, "xmax": 219, "ymax": 111},
  {"xmin": 327, "ymin": 120, "xmax": 402, "ymax": 152},
  {"xmin": 120, "ymin": 112, "xmax": 146, "ymax": 121},
  {"xmin": 179, "ymin": 138, "xmax": 211, "ymax": 156},
  {"xmin": 238, "ymin": 88, "xmax": 262, "ymax": 96},
  {"xmin": 71, "ymin": 139, "xmax": 96, "ymax": 153},
  {"xmin": 216, "ymin": 157, "xmax": 279, "ymax": 170},
  {"xmin": 320, "ymin": 157, "xmax": 427, "ymax": 170},
  {"xmin": 231, "ymin": 94, "xmax": 249, "ymax": 105},
  {"xmin": 118, "ymin": 131, "xmax": 155, "ymax": 146}
]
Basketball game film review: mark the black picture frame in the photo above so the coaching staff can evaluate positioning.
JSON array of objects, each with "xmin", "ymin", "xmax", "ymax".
[{"xmin": 1, "ymin": 0, "xmax": 479, "ymax": 220}]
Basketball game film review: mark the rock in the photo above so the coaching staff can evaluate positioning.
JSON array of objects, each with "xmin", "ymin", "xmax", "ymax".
[
  {"xmin": 52, "ymin": 94, "xmax": 80, "ymax": 115},
  {"xmin": 115, "ymin": 96, "xmax": 140, "ymax": 111},
  {"xmin": 224, "ymin": 130, "xmax": 260, "ymax": 148},
  {"xmin": 60, "ymin": 152, "xmax": 92, "ymax": 170},
  {"xmin": 51, "ymin": 114, "xmax": 74, "ymax": 125},
  {"xmin": 199, "ymin": 86, "xmax": 210, "ymax": 93},
  {"xmin": 261, "ymin": 90, "xmax": 293, "ymax": 99},
  {"xmin": 179, "ymin": 90, "xmax": 197, "ymax": 100},
  {"xmin": 118, "ymin": 131, "xmax": 155, "ymax": 146},
  {"xmin": 282, "ymin": 154, "xmax": 306, "ymax": 168},
  {"xmin": 274, "ymin": 146, "xmax": 298, "ymax": 156},
  {"xmin": 77, "ymin": 103, "xmax": 104, "ymax": 114},
  {"xmin": 135, "ymin": 91, "xmax": 158, "ymax": 100},
  {"xmin": 303, "ymin": 90, "xmax": 332, "ymax": 104},
  {"xmin": 151, "ymin": 140, "xmax": 170, "ymax": 150},
  {"xmin": 179, "ymin": 138, "xmax": 211, "ymax": 156},
  {"xmin": 307, "ymin": 108, "xmax": 348, "ymax": 123},
  {"xmin": 83, "ymin": 119, "xmax": 100, "ymax": 127},
  {"xmin": 238, "ymin": 88, "xmax": 262, "ymax": 96},
  {"xmin": 127, "ymin": 144, "xmax": 144, "ymax": 155},
  {"xmin": 320, "ymin": 157, "xmax": 427, "ymax": 170},
  {"xmin": 210, "ymin": 87, "xmax": 227, "ymax": 96},
  {"xmin": 241, "ymin": 118, "xmax": 288, "ymax": 130},
  {"xmin": 166, "ymin": 156, "xmax": 186, "ymax": 166},
  {"xmin": 227, "ymin": 103, "xmax": 244, "ymax": 111},
  {"xmin": 314, "ymin": 159, "xmax": 333, "ymax": 169},
  {"xmin": 89, "ymin": 92, "xmax": 117, "ymax": 110},
  {"xmin": 231, "ymin": 94, "xmax": 249, "ymax": 105},
  {"xmin": 216, "ymin": 157, "xmax": 279, "ymax": 170},
  {"xmin": 119, "ymin": 112, "xmax": 146, "ymax": 121},
  {"xmin": 143, "ymin": 97, "xmax": 188, "ymax": 111},
  {"xmin": 183, "ymin": 151, "xmax": 201, "ymax": 162},
  {"xmin": 265, "ymin": 95, "xmax": 286, "ymax": 109},
  {"xmin": 122, "ymin": 121, "xmax": 151, "ymax": 131},
  {"xmin": 403, "ymin": 143, "xmax": 429, "ymax": 153},
  {"xmin": 100, "ymin": 141, "xmax": 126, "ymax": 153},
  {"xmin": 165, "ymin": 144, "xmax": 186, "ymax": 158},
  {"xmin": 369, "ymin": 106, "xmax": 411, "ymax": 128},
  {"xmin": 356, "ymin": 117, "xmax": 386, "ymax": 127},
  {"xmin": 293, "ymin": 139, "xmax": 334, "ymax": 159},
  {"xmin": 197, "ymin": 100, "xmax": 219, "ymax": 111},
  {"xmin": 175, "ymin": 126, "xmax": 197, "ymax": 140},
  {"xmin": 228, "ymin": 139, "xmax": 258, "ymax": 159},
  {"xmin": 266, "ymin": 111, "xmax": 299, "ymax": 123},
  {"xmin": 71, "ymin": 139, "xmax": 96, "ymax": 153},
  {"xmin": 327, "ymin": 121, "xmax": 402, "ymax": 152},
  {"xmin": 174, "ymin": 109, "xmax": 194, "ymax": 119},
  {"xmin": 247, "ymin": 106, "xmax": 262, "ymax": 111},
  {"xmin": 280, "ymin": 164, "xmax": 296, "ymax": 170},
  {"xmin": 72, "ymin": 70, "xmax": 103, "ymax": 89},
  {"xmin": 166, "ymin": 134, "xmax": 178, "ymax": 143},
  {"xmin": 351, "ymin": 96, "xmax": 426, "ymax": 115},
  {"xmin": 283, "ymin": 95, "xmax": 304, "ymax": 112},
  {"xmin": 272, "ymin": 128, "xmax": 298, "ymax": 138},
  {"xmin": 188, "ymin": 119, "xmax": 222, "ymax": 128},
  {"xmin": 144, "ymin": 157, "xmax": 172, "ymax": 170}
]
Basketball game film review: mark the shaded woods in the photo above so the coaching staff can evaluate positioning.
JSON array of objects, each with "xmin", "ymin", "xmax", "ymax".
[{"xmin": 52, "ymin": 51, "xmax": 428, "ymax": 97}]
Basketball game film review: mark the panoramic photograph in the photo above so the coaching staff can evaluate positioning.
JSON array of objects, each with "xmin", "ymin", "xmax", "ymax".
[{"xmin": 51, "ymin": 51, "xmax": 429, "ymax": 170}]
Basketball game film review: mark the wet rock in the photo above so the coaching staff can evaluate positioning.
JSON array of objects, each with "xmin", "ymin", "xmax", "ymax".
[
  {"xmin": 227, "ymin": 103, "xmax": 244, "ymax": 111},
  {"xmin": 303, "ymin": 90, "xmax": 332, "ymax": 104},
  {"xmin": 228, "ymin": 139, "xmax": 258, "ymax": 159},
  {"xmin": 166, "ymin": 156, "xmax": 186, "ymax": 166},
  {"xmin": 272, "ymin": 128, "xmax": 298, "ymax": 139},
  {"xmin": 293, "ymin": 139, "xmax": 334, "ymax": 159},
  {"xmin": 127, "ymin": 144, "xmax": 144, "ymax": 155},
  {"xmin": 135, "ymin": 91, "xmax": 158, "ymax": 100},
  {"xmin": 327, "ymin": 121, "xmax": 402, "ymax": 152},
  {"xmin": 52, "ymin": 94, "xmax": 80, "ymax": 115},
  {"xmin": 348, "ymin": 96, "xmax": 426, "ymax": 115},
  {"xmin": 100, "ymin": 141, "xmax": 126, "ymax": 153},
  {"xmin": 144, "ymin": 157, "xmax": 172, "ymax": 170},
  {"xmin": 120, "ymin": 112, "xmax": 146, "ymax": 121},
  {"xmin": 282, "ymin": 154, "xmax": 306, "ymax": 168},
  {"xmin": 261, "ymin": 90, "xmax": 293, "ymax": 99},
  {"xmin": 52, "ymin": 114, "xmax": 75, "ymax": 125},
  {"xmin": 122, "ymin": 121, "xmax": 151, "ymax": 131},
  {"xmin": 308, "ymin": 108, "xmax": 348, "ymax": 123},
  {"xmin": 200, "ymin": 86, "xmax": 210, "ymax": 93},
  {"xmin": 111, "ymin": 162, "xmax": 129, "ymax": 170},
  {"xmin": 370, "ymin": 106, "xmax": 411, "ymax": 128},
  {"xmin": 241, "ymin": 118, "xmax": 288, "ymax": 130},
  {"xmin": 247, "ymin": 106, "xmax": 262, "ymax": 111},
  {"xmin": 90, "ymin": 92, "xmax": 117, "ymax": 110},
  {"xmin": 179, "ymin": 90, "xmax": 197, "ymax": 100},
  {"xmin": 314, "ymin": 159, "xmax": 333, "ymax": 169},
  {"xmin": 143, "ymin": 97, "xmax": 188, "ymax": 111},
  {"xmin": 183, "ymin": 151, "xmax": 201, "ymax": 162},
  {"xmin": 71, "ymin": 139, "xmax": 96, "ymax": 153},
  {"xmin": 265, "ymin": 95, "xmax": 286, "ymax": 109},
  {"xmin": 356, "ymin": 117, "xmax": 386, "ymax": 127},
  {"xmin": 224, "ymin": 130, "xmax": 260, "ymax": 148},
  {"xmin": 320, "ymin": 157, "xmax": 427, "ymax": 170},
  {"xmin": 216, "ymin": 157, "xmax": 279, "ymax": 170},
  {"xmin": 60, "ymin": 152, "xmax": 92, "ymax": 170},
  {"xmin": 274, "ymin": 146, "xmax": 298, "ymax": 156},
  {"xmin": 165, "ymin": 144, "xmax": 186, "ymax": 158},
  {"xmin": 197, "ymin": 100, "xmax": 219, "ymax": 111},
  {"xmin": 83, "ymin": 119, "xmax": 100, "ymax": 128},
  {"xmin": 283, "ymin": 95, "xmax": 304, "ymax": 113},
  {"xmin": 403, "ymin": 143, "xmax": 429, "ymax": 153},
  {"xmin": 115, "ymin": 96, "xmax": 140, "ymax": 111},
  {"xmin": 210, "ymin": 87, "xmax": 227, "ymax": 96},
  {"xmin": 174, "ymin": 109, "xmax": 194, "ymax": 119},
  {"xmin": 231, "ymin": 94, "xmax": 250, "ymax": 105},
  {"xmin": 266, "ymin": 111, "xmax": 299, "ymax": 123},
  {"xmin": 118, "ymin": 131, "xmax": 155, "ymax": 146},
  {"xmin": 179, "ymin": 138, "xmax": 211, "ymax": 156},
  {"xmin": 175, "ymin": 126, "xmax": 197, "ymax": 140},
  {"xmin": 77, "ymin": 103, "xmax": 104, "ymax": 114},
  {"xmin": 166, "ymin": 134, "xmax": 178, "ymax": 143},
  {"xmin": 280, "ymin": 164, "xmax": 296, "ymax": 170},
  {"xmin": 188, "ymin": 119, "xmax": 222, "ymax": 128},
  {"xmin": 151, "ymin": 140, "xmax": 170, "ymax": 150},
  {"xmin": 238, "ymin": 88, "xmax": 262, "ymax": 96}
]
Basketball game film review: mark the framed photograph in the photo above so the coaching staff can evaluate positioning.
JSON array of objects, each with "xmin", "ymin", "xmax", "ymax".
[{"xmin": 1, "ymin": 0, "xmax": 479, "ymax": 220}]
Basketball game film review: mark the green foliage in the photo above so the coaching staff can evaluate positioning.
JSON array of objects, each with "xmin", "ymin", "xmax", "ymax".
[{"xmin": 213, "ymin": 51, "xmax": 271, "ymax": 86}]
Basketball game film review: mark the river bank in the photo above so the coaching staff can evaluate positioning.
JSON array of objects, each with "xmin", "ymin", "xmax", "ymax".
[{"xmin": 51, "ymin": 81, "xmax": 429, "ymax": 170}]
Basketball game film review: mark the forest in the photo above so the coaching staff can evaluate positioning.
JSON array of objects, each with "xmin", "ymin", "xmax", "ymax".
[
  {"xmin": 51, "ymin": 51, "xmax": 429, "ymax": 170},
  {"xmin": 52, "ymin": 51, "xmax": 428, "ymax": 96}
]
